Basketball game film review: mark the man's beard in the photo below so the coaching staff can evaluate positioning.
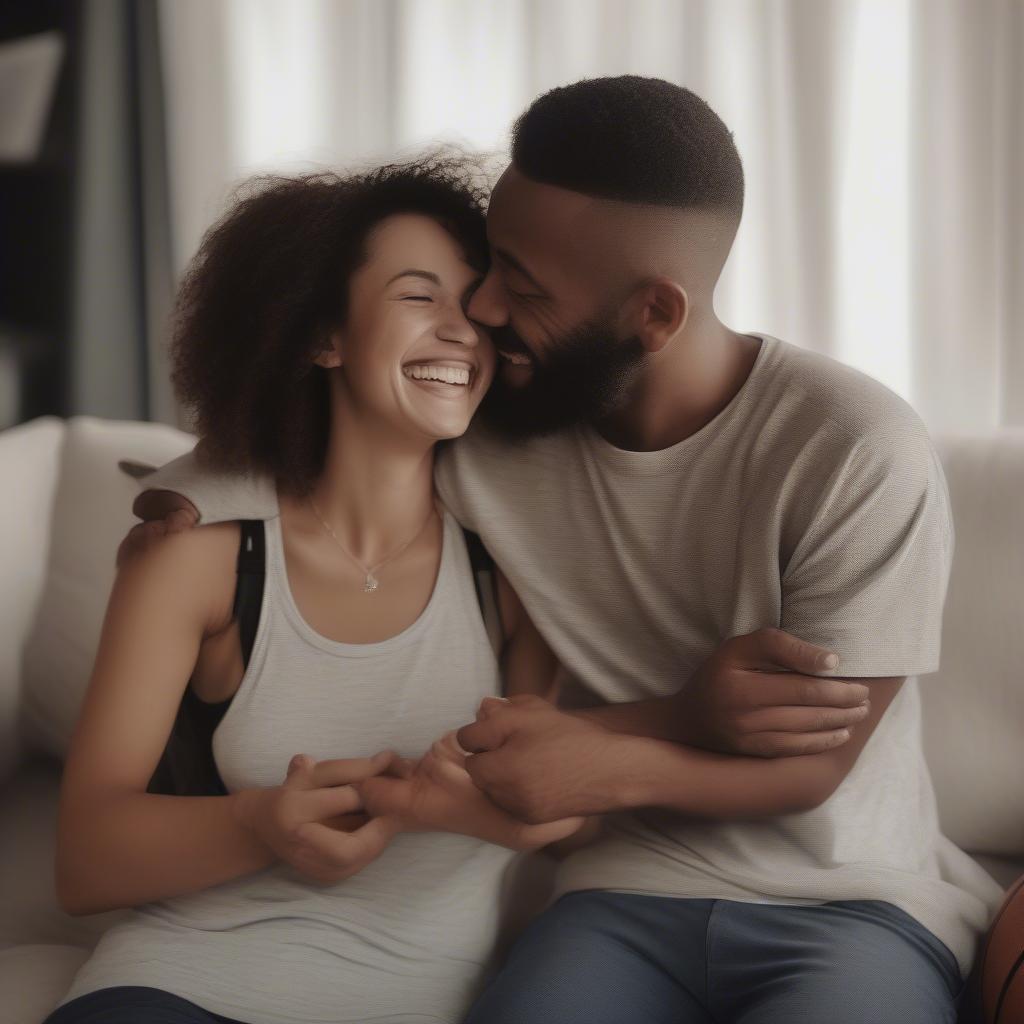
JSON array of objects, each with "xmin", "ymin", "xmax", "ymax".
[{"xmin": 479, "ymin": 315, "xmax": 647, "ymax": 441}]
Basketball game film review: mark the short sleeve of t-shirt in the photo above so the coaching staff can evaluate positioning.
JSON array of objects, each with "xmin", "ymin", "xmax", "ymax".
[
  {"xmin": 142, "ymin": 446, "xmax": 470, "ymax": 526},
  {"xmin": 433, "ymin": 445, "xmax": 472, "ymax": 527},
  {"xmin": 137, "ymin": 449, "xmax": 278, "ymax": 523},
  {"xmin": 780, "ymin": 423, "xmax": 954, "ymax": 678}
]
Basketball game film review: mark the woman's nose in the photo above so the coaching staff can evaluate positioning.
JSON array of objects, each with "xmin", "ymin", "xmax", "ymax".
[
  {"xmin": 466, "ymin": 270, "xmax": 510, "ymax": 328},
  {"xmin": 438, "ymin": 302, "xmax": 483, "ymax": 347}
]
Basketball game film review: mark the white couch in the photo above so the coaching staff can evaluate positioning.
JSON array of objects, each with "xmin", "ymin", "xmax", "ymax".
[{"xmin": 1, "ymin": 415, "xmax": 1022, "ymax": 1023}]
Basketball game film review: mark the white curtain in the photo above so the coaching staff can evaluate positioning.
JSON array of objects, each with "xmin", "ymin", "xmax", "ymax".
[{"xmin": 157, "ymin": 0, "xmax": 1023, "ymax": 433}]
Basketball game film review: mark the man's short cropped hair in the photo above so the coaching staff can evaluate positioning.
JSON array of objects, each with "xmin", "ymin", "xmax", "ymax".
[{"xmin": 510, "ymin": 75, "xmax": 744, "ymax": 216}]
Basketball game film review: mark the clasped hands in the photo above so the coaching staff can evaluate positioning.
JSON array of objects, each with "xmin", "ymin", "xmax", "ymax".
[
  {"xmin": 240, "ymin": 627, "xmax": 870, "ymax": 885},
  {"xmin": 236, "ymin": 705, "xmax": 591, "ymax": 887}
]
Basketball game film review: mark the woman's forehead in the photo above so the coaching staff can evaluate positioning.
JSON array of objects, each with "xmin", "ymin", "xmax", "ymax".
[
  {"xmin": 368, "ymin": 212, "xmax": 458, "ymax": 254},
  {"xmin": 362, "ymin": 214, "xmax": 475, "ymax": 281}
]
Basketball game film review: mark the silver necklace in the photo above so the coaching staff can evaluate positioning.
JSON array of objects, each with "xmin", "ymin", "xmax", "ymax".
[{"xmin": 307, "ymin": 494, "xmax": 438, "ymax": 593}]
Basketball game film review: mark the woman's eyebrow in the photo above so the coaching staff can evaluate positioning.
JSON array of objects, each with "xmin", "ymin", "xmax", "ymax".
[{"xmin": 386, "ymin": 269, "xmax": 441, "ymax": 286}]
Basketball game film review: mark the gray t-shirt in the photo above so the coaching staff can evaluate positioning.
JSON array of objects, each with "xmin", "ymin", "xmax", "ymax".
[{"xmin": 143, "ymin": 335, "xmax": 1003, "ymax": 977}]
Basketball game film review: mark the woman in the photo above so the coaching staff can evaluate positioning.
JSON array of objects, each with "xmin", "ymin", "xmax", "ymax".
[{"xmin": 46, "ymin": 155, "xmax": 586, "ymax": 1024}]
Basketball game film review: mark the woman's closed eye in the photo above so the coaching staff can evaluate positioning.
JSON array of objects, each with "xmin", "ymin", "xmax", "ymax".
[{"xmin": 401, "ymin": 295, "xmax": 434, "ymax": 302}]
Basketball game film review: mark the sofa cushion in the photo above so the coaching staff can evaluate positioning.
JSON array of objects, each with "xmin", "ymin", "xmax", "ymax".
[
  {"xmin": 20, "ymin": 417, "xmax": 194, "ymax": 759},
  {"xmin": 0, "ymin": 417, "xmax": 64, "ymax": 787},
  {"xmin": 925, "ymin": 433, "xmax": 1024, "ymax": 858},
  {"xmin": 0, "ymin": 943, "xmax": 91, "ymax": 1024},
  {"xmin": 0, "ymin": 755, "xmax": 131, "ymax": 952},
  {"xmin": 971, "ymin": 854, "xmax": 1024, "ymax": 894}
]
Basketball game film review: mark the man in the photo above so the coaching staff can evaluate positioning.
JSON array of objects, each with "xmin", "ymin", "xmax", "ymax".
[{"xmin": 128, "ymin": 77, "xmax": 1001, "ymax": 1022}]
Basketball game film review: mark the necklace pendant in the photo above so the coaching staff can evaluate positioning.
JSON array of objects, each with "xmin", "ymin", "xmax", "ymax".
[{"xmin": 363, "ymin": 572, "xmax": 379, "ymax": 593}]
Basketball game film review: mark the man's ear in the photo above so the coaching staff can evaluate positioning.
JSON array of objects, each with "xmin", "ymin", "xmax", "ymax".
[
  {"xmin": 622, "ymin": 277, "xmax": 688, "ymax": 354},
  {"xmin": 312, "ymin": 329, "xmax": 343, "ymax": 369}
]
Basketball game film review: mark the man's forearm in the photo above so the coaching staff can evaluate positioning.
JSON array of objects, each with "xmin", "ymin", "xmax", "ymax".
[
  {"xmin": 598, "ymin": 733, "xmax": 834, "ymax": 820},
  {"xmin": 568, "ymin": 696, "xmax": 689, "ymax": 743}
]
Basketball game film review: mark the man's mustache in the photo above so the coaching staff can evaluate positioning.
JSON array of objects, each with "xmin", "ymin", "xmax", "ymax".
[{"xmin": 490, "ymin": 325, "xmax": 533, "ymax": 358}]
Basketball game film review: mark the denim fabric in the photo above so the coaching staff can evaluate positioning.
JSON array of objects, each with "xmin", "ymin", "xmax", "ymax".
[
  {"xmin": 43, "ymin": 986, "xmax": 244, "ymax": 1024},
  {"xmin": 463, "ymin": 891, "xmax": 966, "ymax": 1024}
]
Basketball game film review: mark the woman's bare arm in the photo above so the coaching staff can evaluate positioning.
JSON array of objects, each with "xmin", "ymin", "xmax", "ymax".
[{"xmin": 55, "ymin": 525, "xmax": 277, "ymax": 916}]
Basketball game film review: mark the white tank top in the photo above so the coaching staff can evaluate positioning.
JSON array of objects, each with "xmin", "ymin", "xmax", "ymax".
[{"xmin": 57, "ymin": 507, "xmax": 515, "ymax": 1024}]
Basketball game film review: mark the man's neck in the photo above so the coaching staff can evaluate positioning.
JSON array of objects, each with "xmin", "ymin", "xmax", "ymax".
[{"xmin": 597, "ymin": 320, "xmax": 761, "ymax": 452}]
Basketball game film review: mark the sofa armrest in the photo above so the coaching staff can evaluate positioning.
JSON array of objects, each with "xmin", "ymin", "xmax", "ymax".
[{"xmin": 0, "ymin": 418, "xmax": 64, "ymax": 787}]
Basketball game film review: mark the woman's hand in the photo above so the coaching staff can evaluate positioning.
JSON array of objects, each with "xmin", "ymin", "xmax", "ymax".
[
  {"xmin": 233, "ymin": 751, "xmax": 401, "ymax": 884},
  {"xmin": 354, "ymin": 731, "xmax": 587, "ymax": 852}
]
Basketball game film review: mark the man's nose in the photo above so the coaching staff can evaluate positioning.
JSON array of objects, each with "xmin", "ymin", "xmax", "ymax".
[{"xmin": 467, "ymin": 270, "xmax": 510, "ymax": 328}]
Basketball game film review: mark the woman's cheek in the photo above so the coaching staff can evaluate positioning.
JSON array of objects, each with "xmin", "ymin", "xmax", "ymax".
[{"xmin": 477, "ymin": 353, "xmax": 498, "ymax": 397}]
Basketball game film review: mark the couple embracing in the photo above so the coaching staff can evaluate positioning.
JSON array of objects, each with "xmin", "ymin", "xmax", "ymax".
[{"xmin": 47, "ymin": 76, "xmax": 1000, "ymax": 1024}]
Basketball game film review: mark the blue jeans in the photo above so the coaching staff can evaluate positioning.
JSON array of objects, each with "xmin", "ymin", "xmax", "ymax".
[
  {"xmin": 464, "ymin": 891, "xmax": 967, "ymax": 1024},
  {"xmin": 44, "ymin": 986, "xmax": 243, "ymax": 1023}
]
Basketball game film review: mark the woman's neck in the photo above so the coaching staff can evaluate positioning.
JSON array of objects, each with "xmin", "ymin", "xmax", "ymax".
[{"xmin": 305, "ymin": 409, "xmax": 438, "ymax": 564}]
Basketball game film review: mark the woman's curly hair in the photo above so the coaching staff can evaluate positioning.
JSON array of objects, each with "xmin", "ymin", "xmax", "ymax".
[{"xmin": 170, "ymin": 151, "xmax": 491, "ymax": 494}]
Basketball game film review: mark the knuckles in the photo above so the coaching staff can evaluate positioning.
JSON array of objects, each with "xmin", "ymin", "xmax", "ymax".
[
  {"xmin": 746, "ymin": 736, "xmax": 779, "ymax": 758},
  {"xmin": 282, "ymin": 817, "xmax": 306, "ymax": 844},
  {"xmin": 716, "ymin": 676, "xmax": 748, "ymax": 712},
  {"xmin": 303, "ymin": 858, "xmax": 353, "ymax": 885},
  {"xmin": 500, "ymin": 781, "xmax": 551, "ymax": 824},
  {"xmin": 733, "ymin": 713, "xmax": 760, "ymax": 737},
  {"xmin": 799, "ymin": 680, "xmax": 820, "ymax": 705},
  {"xmin": 519, "ymin": 805, "xmax": 551, "ymax": 827},
  {"xmin": 500, "ymin": 790, "xmax": 549, "ymax": 825}
]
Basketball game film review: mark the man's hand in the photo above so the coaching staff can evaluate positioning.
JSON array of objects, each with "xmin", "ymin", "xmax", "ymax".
[
  {"xmin": 672, "ymin": 628, "xmax": 871, "ymax": 758},
  {"xmin": 456, "ymin": 695, "xmax": 634, "ymax": 823},
  {"xmin": 116, "ymin": 491, "xmax": 200, "ymax": 567},
  {"xmin": 352, "ymin": 730, "xmax": 585, "ymax": 851}
]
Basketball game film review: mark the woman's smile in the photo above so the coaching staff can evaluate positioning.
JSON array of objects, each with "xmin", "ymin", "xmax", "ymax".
[{"xmin": 402, "ymin": 359, "xmax": 477, "ymax": 396}]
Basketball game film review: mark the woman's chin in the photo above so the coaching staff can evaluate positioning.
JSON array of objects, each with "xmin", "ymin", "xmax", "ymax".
[
  {"xmin": 395, "ymin": 377, "xmax": 483, "ymax": 441},
  {"xmin": 403, "ymin": 411, "xmax": 476, "ymax": 445},
  {"xmin": 428, "ymin": 418, "xmax": 475, "ymax": 442},
  {"xmin": 402, "ymin": 396, "xmax": 484, "ymax": 443}
]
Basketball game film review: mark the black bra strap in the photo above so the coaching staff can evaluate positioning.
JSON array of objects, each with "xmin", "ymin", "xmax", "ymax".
[
  {"xmin": 147, "ymin": 520, "xmax": 263, "ymax": 798},
  {"xmin": 234, "ymin": 520, "xmax": 266, "ymax": 671},
  {"xmin": 462, "ymin": 528, "xmax": 504, "ymax": 658},
  {"xmin": 462, "ymin": 527, "xmax": 494, "ymax": 574}
]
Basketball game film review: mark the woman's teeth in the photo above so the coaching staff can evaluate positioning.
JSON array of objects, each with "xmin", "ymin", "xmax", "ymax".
[
  {"xmin": 498, "ymin": 350, "xmax": 532, "ymax": 365},
  {"xmin": 403, "ymin": 364, "xmax": 471, "ymax": 385}
]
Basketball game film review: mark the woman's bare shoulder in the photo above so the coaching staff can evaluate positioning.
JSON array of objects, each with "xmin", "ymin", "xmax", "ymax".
[
  {"xmin": 119, "ymin": 519, "xmax": 240, "ymax": 570},
  {"xmin": 115, "ymin": 520, "xmax": 242, "ymax": 631}
]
